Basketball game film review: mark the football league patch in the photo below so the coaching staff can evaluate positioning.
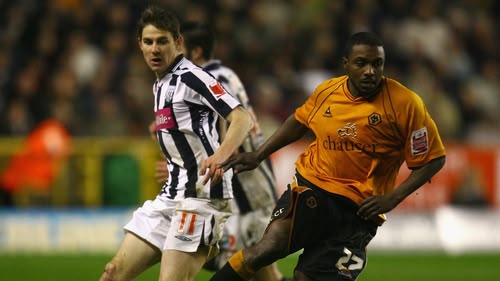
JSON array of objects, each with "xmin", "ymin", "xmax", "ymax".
[
  {"xmin": 209, "ymin": 80, "xmax": 226, "ymax": 98},
  {"xmin": 411, "ymin": 127, "xmax": 429, "ymax": 156}
]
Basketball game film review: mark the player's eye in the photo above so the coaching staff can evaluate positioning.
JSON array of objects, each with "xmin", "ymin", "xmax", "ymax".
[
  {"xmin": 157, "ymin": 39, "xmax": 168, "ymax": 45},
  {"xmin": 355, "ymin": 61, "xmax": 366, "ymax": 67},
  {"xmin": 373, "ymin": 60, "xmax": 384, "ymax": 68}
]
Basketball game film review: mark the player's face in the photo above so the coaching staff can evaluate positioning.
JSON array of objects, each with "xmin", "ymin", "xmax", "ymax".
[
  {"xmin": 139, "ymin": 24, "xmax": 183, "ymax": 79},
  {"xmin": 343, "ymin": 45, "xmax": 384, "ymax": 97}
]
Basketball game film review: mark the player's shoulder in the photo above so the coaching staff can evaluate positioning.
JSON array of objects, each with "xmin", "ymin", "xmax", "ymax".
[
  {"xmin": 383, "ymin": 77, "xmax": 424, "ymax": 105},
  {"xmin": 313, "ymin": 75, "xmax": 346, "ymax": 93},
  {"xmin": 178, "ymin": 58, "xmax": 215, "ymax": 83}
]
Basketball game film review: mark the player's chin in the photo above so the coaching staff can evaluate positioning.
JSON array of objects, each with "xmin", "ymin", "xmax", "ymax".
[
  {"xmin": 149, "ymin": 65, "xmax": 163, "ymax": 72},
  {"xmin": 359, "ymin": 84, "xmax": 378, "ymax": 94}
]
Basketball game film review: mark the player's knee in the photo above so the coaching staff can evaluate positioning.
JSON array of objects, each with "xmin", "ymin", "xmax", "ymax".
[
  {"xmin": 261, "ymin": 242, "xmax": 288, "ymax": 260},
  {"xmin": 245, "ymin": 241, "xmax": 288, "ymax": 269}
]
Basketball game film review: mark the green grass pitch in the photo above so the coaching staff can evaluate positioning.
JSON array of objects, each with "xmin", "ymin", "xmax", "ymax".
[{"xmin": 0, "ymin": 252, "xmax": 499, "ymax": 281}]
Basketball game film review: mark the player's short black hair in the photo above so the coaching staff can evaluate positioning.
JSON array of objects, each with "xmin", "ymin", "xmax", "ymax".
[
  {"xmin": 343, "ymin": 32, "xmax": 384, "ymax": 58},
  {"xmin": 181, "ymin": 21, "xmax": 215, "ymax": 61},
  {"xmin": 137, "ymin": 5, "xmax": 181, "ymax": 40}
]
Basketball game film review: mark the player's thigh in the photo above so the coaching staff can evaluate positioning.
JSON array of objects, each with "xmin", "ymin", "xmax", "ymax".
[
  {"xmin": 110, "ymin": 232, "xmax": 161, "ymax": 278},
  {"xmin": 295, "ymin": 208, "xmax": 378, "ymax": 281},
  {"xmin": 270, "ymin": 184, "xmax": 325, "ymax": 253},
  {"xmin": 246, "ymin": 184, "xmax": 320, "ymax": 260},
  {"xmin": 165, "ymin": 198, "xmax": 231, "ymax": 258},
  {"xmin": 159, "ymin": 247, "xmax": 210, "ymax": 281}
]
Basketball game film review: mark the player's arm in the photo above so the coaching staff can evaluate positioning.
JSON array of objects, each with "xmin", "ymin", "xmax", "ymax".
[
  {"xmin": 357, "ymin": 155, "xmax": 446, "ymax": 220},
  {"xmin": 218, "ymin": 106, "xmax": 254, "ymax": 158},
  {"xmin": 200, "ymin": 106, "xmax": 253, "ymax": 184},
  {"xmin": 255, "ymin": 114, "xmax": 308, "ymax": 162},
  {"xmin": 222, "ymin": 113, "xmax": 309, "ymax": 173}
]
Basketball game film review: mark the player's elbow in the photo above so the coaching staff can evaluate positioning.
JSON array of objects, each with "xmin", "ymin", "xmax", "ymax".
[
  {"xmin": 229, "ymin": 106, "xmax": 254, "ymax": 134},
  {"xmin": 434, "ymin": 155, "xmax": 446, "ymax": 170}
]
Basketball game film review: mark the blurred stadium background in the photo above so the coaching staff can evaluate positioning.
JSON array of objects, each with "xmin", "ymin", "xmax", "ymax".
[{"xmin": 0, "ymin": 0, "xmax": 498, "ymax": 280}]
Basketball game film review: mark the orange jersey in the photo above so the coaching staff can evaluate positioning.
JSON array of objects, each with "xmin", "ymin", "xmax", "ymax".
[{"xmin": 294, "ymin": 75, "xmax": 445, "ymax": 205}]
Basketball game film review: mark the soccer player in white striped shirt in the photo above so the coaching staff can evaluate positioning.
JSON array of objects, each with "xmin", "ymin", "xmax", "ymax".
[{"xmin": 100, "ymin": 6, "xmax": 253, "ymax": 281}]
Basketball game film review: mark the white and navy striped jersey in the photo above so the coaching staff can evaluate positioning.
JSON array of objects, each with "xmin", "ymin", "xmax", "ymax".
[
  {"xmin": 203, "ymin": 59, "xmax": 278, "ymax": 214},
  {"xmin": 154, "ymin": 55, "xmax": 241, "ymax": 200}
]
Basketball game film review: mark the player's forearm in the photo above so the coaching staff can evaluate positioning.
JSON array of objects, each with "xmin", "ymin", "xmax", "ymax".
[
  {"xmin": 218, "ymin": 107, "xmax": 253, "ymax": 158},
  {"xmin": 390, "ymin": 156, "xmax": 446, "ymax": 205},
  {"xmin": 256, "ymin": 114, "xmax": 308, "ymax": 161}
]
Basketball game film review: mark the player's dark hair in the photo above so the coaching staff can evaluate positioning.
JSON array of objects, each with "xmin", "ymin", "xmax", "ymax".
[
  {"xmin": 181, "ymin": 21, "xmax": 215, "ymax": 61},
  {"xmin": 343, "ymin": 32, "xmax": 384, "ymax": 58},
  {"xmin": 137, "ymin": 5, "xmax": 181, "ymax": 40}
]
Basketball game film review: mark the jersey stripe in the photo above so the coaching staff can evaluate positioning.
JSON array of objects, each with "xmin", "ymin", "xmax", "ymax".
[{"xmin": 181, "ymin": 71, "xmax": 234, "ymax": 117}]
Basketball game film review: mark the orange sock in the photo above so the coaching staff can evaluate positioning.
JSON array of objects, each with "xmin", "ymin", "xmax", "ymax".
[{"xmin": 228, "ymin": 250, "xmax": 255, "ymax": 280}]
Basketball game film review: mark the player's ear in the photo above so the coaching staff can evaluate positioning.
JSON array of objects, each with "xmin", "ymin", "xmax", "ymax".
[
  {"xmin": 193, "ymin": 46, "xmax": 203, "ymax": 60},
  {"xmin": 342, "ymin": 57, "xmax": 348, "ymax": 69},
  {"xmin": 176, "ymin": 35, "xmax": 184, "ymax": 51},
  {"xmin": 138, "ymin": 37, "xmax": 143, "ymax": 49}
]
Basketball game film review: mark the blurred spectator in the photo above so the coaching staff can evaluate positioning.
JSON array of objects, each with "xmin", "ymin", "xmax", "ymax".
[
  {"xmin": 450, "ymin": 168, "xmax": 489, "ymax": 208},
  {"xmin": 88, "ymin": 94, "xmax": 128, "ymax": 136},
  {"xmin": 459, "ymin": 60, "xmax": 500, "ymax": 143},
  {"xmin": 0, "ymin": 0, "xmax": 496, "ymax": 143},
  {"xmin": 396, "ymin": 0, "xmax": 452, "ymax": 64},
  {"xmin": 405, "ymin": 60, "xmax": 462, "ymax": 140},
  {"xmin": 0, "ymin": 99, "xmax": 72, "ymax": 206},
  {"xmin": 0, "ymin": 98, "xmax": 34, "ymax": 136}
]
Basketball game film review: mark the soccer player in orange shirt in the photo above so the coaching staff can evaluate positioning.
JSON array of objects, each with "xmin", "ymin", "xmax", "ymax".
[{"xmin": 210, "ymin": 32, "xmax": 446, "ymax": 281}]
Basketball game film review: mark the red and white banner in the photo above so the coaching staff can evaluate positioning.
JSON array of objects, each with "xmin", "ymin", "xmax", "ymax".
[{"xmin": 271, "ymin": 141, "xmax": 500, "ymax": 210}]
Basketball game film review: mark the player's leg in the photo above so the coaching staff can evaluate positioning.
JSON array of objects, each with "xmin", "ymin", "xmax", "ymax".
[
  {"xmin": 163, "ymin": 198, "xmax": 231, "ymax": 281},
  {"xmin": 159, "ymin": 246, "xmax": 210, "ymax": 281},
  {"xmin": 100, "ymin": 232, "xmax": 161, "ymax": 281},
  {"xmin": 210, "ymin": 217, "xmax": 292, "ymax": 281},
  {"xmin": 202, "ymin": 215, "xmax": 288, "ymax": 281},
  {"xmin": 293, "ymin": 193, "xmax": 378, "ymax": 281},
  {"xmin": 210, "ymin": 184, "xmax": 323, "ymax": 281},
  {"xmin": 100, "ymin": 197, "xmax": 179, "ymax": 281}
]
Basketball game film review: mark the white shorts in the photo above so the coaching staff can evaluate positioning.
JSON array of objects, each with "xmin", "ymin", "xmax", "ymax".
[
  {"xmin": 212, "ymin": 206, "xmax": 273, "ymax": 269},
  {"xmin": 124, "ymin": 196, "xmax": 231, "ymax": 254}
]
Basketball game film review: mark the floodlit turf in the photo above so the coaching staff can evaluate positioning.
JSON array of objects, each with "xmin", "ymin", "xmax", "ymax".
[{"xmin": 0, "ymin": 252, "xmax": 499, "ymax": 281}]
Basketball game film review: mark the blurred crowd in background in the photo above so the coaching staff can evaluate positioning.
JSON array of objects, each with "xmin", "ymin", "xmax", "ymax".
[{"xmin": 0, "ymin": 0, "xmax": 498, "ymax": 143}]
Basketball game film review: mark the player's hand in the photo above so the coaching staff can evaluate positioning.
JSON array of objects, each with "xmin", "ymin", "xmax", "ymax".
[
  {"xmin": 200, "ymin": 155, "xmax": 226, "ymax": 186},
  {"xmin": 220, "ymin": 152, "xmax": 260, "ymax": 174},
  {"xmin": 155, "ymin": 158, "xmax": 169, "ymax": 183},
  {"xmin": 357, "ymin": 194, "xmax": 397, "ymax": 221}
]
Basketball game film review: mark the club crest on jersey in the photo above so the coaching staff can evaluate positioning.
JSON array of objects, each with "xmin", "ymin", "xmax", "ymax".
[
  {"xmin": 368, "ymin": 112, "xmax": 382, "ymax": 126},
  {"xmin": 323, "ymin": 106, "xmax": 333, "ymax": 117},
  {"xmin": 411, "ymin": 127, "xmax": 429, "ymax": 156},
  {"xmin": 208, "ymin": 80, "xmax": 226, "ymax": 99},
  {"xmin": 338, "ymin": 123, "xmax": 357, "ymax": 139},
  {"xmin": 165, "ymin": 85, "xmax": 175, "ymax": 103}
]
